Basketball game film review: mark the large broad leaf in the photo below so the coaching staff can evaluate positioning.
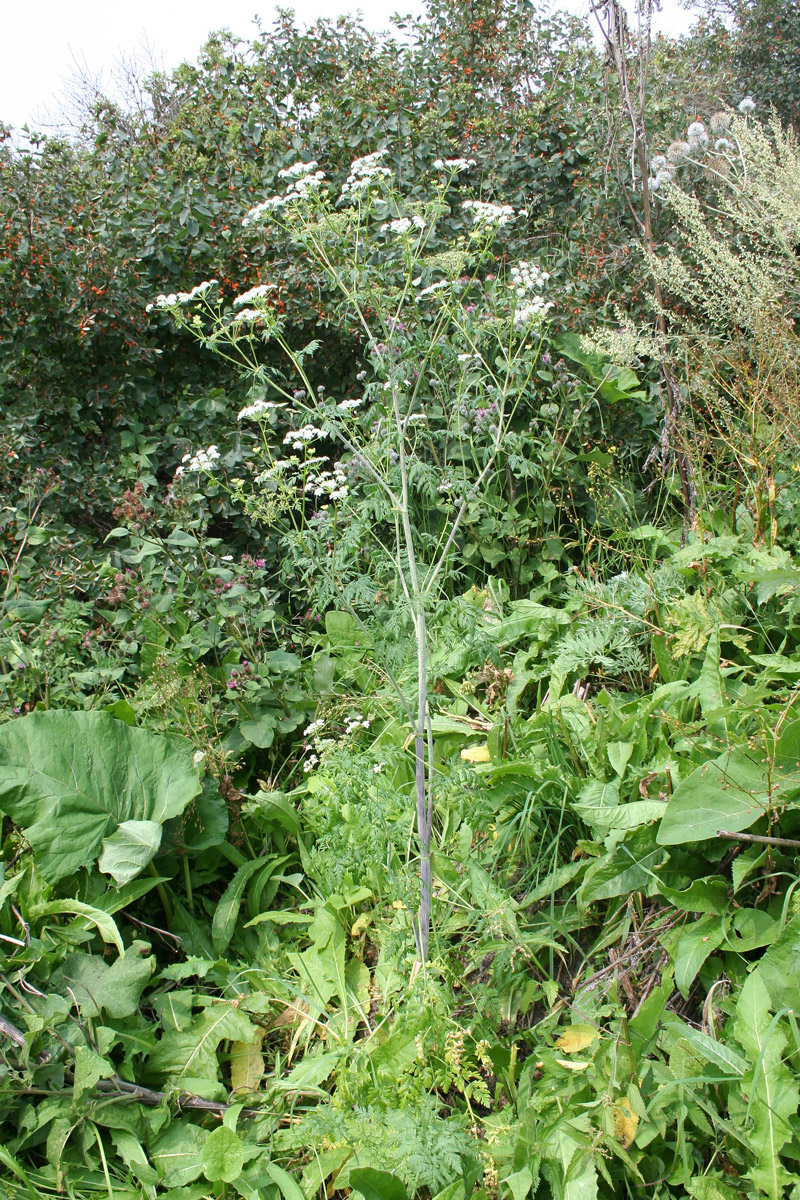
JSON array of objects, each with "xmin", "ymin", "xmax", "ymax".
[
  {"xmin": 0, "ymin": 711, "xmax": 201, "ymax": 884},
  {"xmin": 658, "ymin": 749, "xmax": 771, "ymax": 845},
  {"xmin": 659, "ymin": 722, "xmax": 800, "ymax": 846}
]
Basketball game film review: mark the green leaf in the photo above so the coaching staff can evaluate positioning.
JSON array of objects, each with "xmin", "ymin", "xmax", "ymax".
[
  {"xmin": 73, "ymin": 1046, "xmax": 113, "ymax": 1105},
  {"xmin": 673, "ymin": 914, "xmax": 726, "ymax": 997},
  {"xmin": 179, "ymin": 785, "xmax": 229, "ymax": 851},
  {"xmin": 56, "ymin": 941, "xmax": 155, "ymax": 1017},
  {"xmin": 211, "ymin": 858, "xmax": 266, "ymax": 954},
  {"xmin": 733, "ymin": 972, "xmax": 798, "ymax": 1199},
  {"xmin": 147, "ymin": 1003, "xmax": 256, "ymax": 1083},
  {"xmin": 0, "ymin": 1144, "xmax": 41, "ymax": 1198},
  {"xmin": 98, "ymin": 820, "xmax": 163, "ymax": 885},
  {"xmin": 105, "ymin": 698, "xmax": 136, "ymax": 725},
  {"xmin": 151, "ymin": 1121, "xmax": 208, "ymax": 1187},
  {"xmin": 657, "ymin": 749, "xmax": 770, "ymax": 845},
  {"xmin": 37, "ymin": 900, "xmax": 124, "ymax": 955},
  {"xmin": 662, "ymin": 1014, "xmax": 747, "ymax": 1076},
  {"xmin": 607, "ymin": 741, "xmax": 633, "ymax": 778},
  {"xmin": 697, "ymin": 626, "xmax": 726, "ymax": 736},
  {"xmin": 579, "ymin": 825, "xmax": 666, "ymax": 904},
  {"xmin": 266, "ymin": 1161, "xmax": 309, "ymax": 1200},
  {"xmin": 657, "ymin": 878, "xmax": 729, "ymax": 915},
  {"xmin": 111, "ymin": 1130, "xmax": 159, "ymax": 1188},
  {"xmin": 349, "ymin": 1168, "xmax": 409, "ymax": 1200},
  {"xmin": 201, "ymin": 1126, "xmax": 244, "ymax": 1184},
  {"xmin": 239, "ymin": 709, "xmax": 277, "ymax": 748},
  {"xmin": 753, "ymin": 911, "xmax": 800, "ymax": 1009},
  {"xmin": 0, "ymin": 711, "xmax": 201, "ymax": 882}
]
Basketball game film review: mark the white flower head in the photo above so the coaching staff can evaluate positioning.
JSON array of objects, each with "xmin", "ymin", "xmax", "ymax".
[
  {"xmin": 237, "ymin": 399, "xmax": 282, "ymax": 421},
  {"xmin": 738, "ymin": 96, "xmax": 756, "ymax": 114},
  {"xmin": 687, "ymin": 121, "xmax": 709, "ymax": 151},
  {"xmin": 433, "ymin": 157, "xmax": 476, "ymax": 173},
  {"xmin": 178, "ymin": 444, "xmax": 221, "ymax": 474},
  {"xmin": 417, "ymin": 279, "xmax": 450, "ymax": 299},
  {"xmin": 461, "ymin": 199, "xmax": 515, "ymax": 227},
  {"xmin": 234, "ymin": 284, "xmax": 274, "ymax": 307},
  {"xmin": 340, "ymin": 149, "xmax": 392, "ymax": 199},
  {"xmin": 381, "ymin": 217, "xmax": 413, "ymax": 235},
  {"xmin": 278, "ymin": 160, "xmax": 319, "ymax": 179},
  {"xmin": 668, "ymin": 140, "xmax": 691, "ymax": 162}
]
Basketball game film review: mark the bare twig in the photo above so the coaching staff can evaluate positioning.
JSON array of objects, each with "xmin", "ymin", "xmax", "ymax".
[{"xmin": 717, "ymin": 829, "xmax": 800, "ymax": 850}]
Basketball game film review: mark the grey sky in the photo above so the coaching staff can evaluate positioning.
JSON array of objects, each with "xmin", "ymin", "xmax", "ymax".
[{"xmin": 2, "ymin": 0, "xmax": 698, "ymax": 133}]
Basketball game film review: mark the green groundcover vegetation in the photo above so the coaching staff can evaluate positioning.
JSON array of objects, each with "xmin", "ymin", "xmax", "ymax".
[{"xmin": 1, "ymin": 1, "xmax": 800, "ymax": 1196}]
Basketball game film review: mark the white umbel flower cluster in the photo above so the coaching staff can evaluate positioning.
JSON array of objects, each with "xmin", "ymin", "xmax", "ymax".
[
  {"xmin": 278, "ymin": 160, "xmax": 320, "ymax": 179},
  {"xmin": 283, "ymin": 424, "xmax": 325, "ymax": 449},
  {"xmin": 340, "ymin": 150, "xmax": 392, "ymax": 198},
  {"xmin": 433, "ymin": 157, "xmax": 476, "ymax": 172},
  {"xmin": 174, "ymin": 445, "xmax": 221, "ymax": 476},
  {"xmin": 509, "ymin": 261, "xmax": 554, "ymax": 329},
  {"xmin": 461, "ymin": 199, "xmax": 515, "ymax": 227},
  {"xmin": 417, "ymin": 279, "xmax": 450, "ymax": 299},
  {"xmin": 237, "ymin": 399, "xmax": 282, "ymax": 421},
  {"xmin": 234, "ymin": 284, "xmax": 274, "ymax": 307},
  {"xmin": 243, "ymin": 163, "xmax": 326, "ymax": 224},
  {"xmin": 146, "ymin": 280, "xmax": 217, "ymax": 312},
  {"xmin": 304, "ymin": 462, "xmax": 349, "ymax": 502},
  {"xmin": 380, "ymin": 215, "xmax": 425, "ymax": 235},
  {"xmin": 738, "ymin": 96, "xmax": 756, "ymax": 115}
]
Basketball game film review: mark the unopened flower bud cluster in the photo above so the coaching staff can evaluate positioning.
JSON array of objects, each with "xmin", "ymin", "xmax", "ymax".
[{"xmin": 650, "ymin": 102, "xmax": 755, "ymax": 193}]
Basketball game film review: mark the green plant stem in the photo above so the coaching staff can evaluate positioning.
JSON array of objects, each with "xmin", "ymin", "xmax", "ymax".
[{"xmin": 147, "ymin": 862, "xmax": 173, "ymax": 926}]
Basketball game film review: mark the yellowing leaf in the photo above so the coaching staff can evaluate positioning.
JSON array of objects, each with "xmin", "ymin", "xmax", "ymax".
[
  {"xmin": 554, "ymin": 1024, "xmax": 600, "ymax": 1054},
  {"xmin": 351, "ymin": 913, "xmax": 371, "ymax": 937},
  {"xmin": 461, "ymin": 745, "xmax": 491, "ymax": 763},
  {"xmin": 556, "ymin": 1058, "xmax": 590, "ymax": 1070},
  {"xmin": 613, "ymin": 1097, "xmax": 639, "ymax": 1148},
  {"xmin": 229, "ymin": 1031, "xmax": 265, "ymax": 1094}
]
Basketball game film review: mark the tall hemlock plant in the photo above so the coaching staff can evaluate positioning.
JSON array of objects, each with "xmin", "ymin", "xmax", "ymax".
[{"xmin": 152, "ymin": 152, "xmax": 553, "ymax": 957}]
